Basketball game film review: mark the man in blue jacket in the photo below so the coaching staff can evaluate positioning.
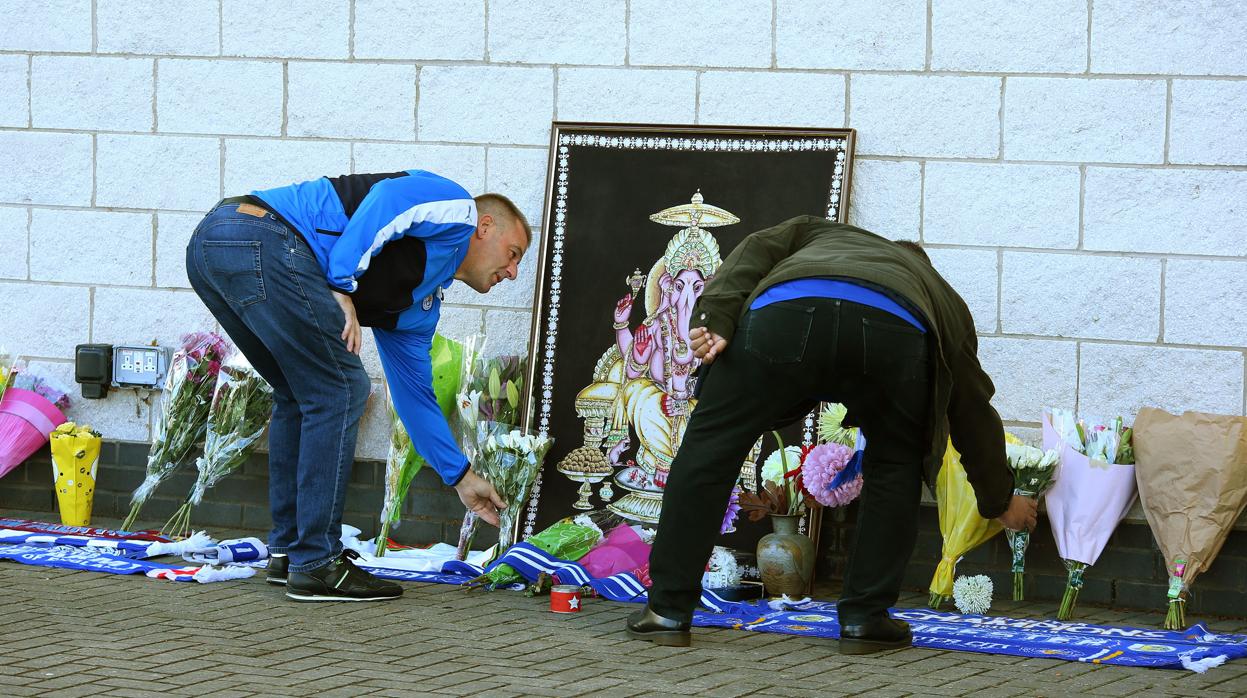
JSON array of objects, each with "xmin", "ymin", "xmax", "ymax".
[{"xmin": 186, "ymin": 170, "xmax": 529, "ymax": 602}]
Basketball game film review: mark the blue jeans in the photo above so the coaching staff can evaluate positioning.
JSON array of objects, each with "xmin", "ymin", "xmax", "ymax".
[{"xmin": 186, "ymin": 201, "xmax": 370, "ymax": 573}]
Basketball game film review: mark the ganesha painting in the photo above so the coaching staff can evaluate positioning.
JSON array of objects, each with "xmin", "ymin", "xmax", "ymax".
[
  {"xmin": 563, "ymin": 192, "xmax": 741, "ymax": 523},
  {"xmin": 522, "ymin": 123, "xmax": 855, "ymax": 543}
]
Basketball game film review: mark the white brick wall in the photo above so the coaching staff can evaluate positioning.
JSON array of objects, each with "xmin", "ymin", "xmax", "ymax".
[
  {"xmin": 2, "ymin": 1, "xmax": 1244, "ymax": 448},
  {"xmin": 157, "ymin": 60, "xmax": 284, "ymax": 136},
  {"xmin": 932, "ymin": 0, "xmax": 1087, "ymax": 73},
  {"xmin": 0, "ymin": 55, "xmax": 28, "ymax": 128}
]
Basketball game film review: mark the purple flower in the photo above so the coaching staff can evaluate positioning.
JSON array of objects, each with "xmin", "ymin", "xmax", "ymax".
[
  {"xmin": 720, "ymin": 485, "xmax": 742, "ymax": 534},
  {"xmin": 802, "ymin": 442, "xmax": 862, "ymax": 507}
]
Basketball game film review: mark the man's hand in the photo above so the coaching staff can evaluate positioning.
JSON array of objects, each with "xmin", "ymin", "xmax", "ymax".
[
  {"xmin": 995, "ymin": 494, "xmax": 1038, "ymax": 532},
  {"xmin": 332, "ymin": 290, "xmax": 361, "ymax": 354},
  {"xmin": 689, "ymin": 326, "xmax": 728, "ymax": 365},
  {"xmin": 454, "ymin": 470, "xmax": 507, "ymax": 527}
]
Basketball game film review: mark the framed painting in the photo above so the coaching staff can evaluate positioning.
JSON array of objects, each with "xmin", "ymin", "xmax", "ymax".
[{"xmin": 518, "ymin": 123, "xmax": 856, "ymax": 572}]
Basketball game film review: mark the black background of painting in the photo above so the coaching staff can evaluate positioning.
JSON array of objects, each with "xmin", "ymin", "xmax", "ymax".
[{"xmin": 529, "ymin": 129, "xmax": 843, "ymax": 555}]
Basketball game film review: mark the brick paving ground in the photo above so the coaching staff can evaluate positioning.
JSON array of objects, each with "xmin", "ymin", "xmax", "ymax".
[{"xmin": 1, "ymin": 524, "xmax": 1246, "ymax": 697}]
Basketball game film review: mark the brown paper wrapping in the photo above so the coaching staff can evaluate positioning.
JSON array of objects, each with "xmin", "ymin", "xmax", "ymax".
[{"xmin": 1133, "ymin": 408, "xmax": 1247, "ymax": 588}]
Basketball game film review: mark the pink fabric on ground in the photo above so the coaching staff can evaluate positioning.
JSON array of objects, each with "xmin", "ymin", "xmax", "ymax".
[{"xmin": 579, "ymin": 524, "xmax": 652, "ymax": 578}]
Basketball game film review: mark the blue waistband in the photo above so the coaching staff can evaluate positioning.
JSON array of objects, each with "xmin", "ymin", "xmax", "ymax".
[{"xmin": 750, "ymin": 278, "xmax": 926, "ymax": 332}]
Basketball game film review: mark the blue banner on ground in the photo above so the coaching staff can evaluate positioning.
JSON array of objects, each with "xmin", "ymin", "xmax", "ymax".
[
  {"xmin": 0, "ymin": 544, "xmax": 182, "ymax": 576},
  {"xmin": 692, "ymin": 600, "xmax": 1247, "ymax": 670},
  {"xmin": 4, "ymin": 535, "xmax": 1244, "ymax": 671},
  {"xmin": 0, "ymin": 529, "xmax": 162, "ymax": 558}
]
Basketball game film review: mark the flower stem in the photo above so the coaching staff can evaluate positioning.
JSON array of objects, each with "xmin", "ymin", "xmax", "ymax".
[
  {"xmin": 375, "ymin": 517, "xmax": 392, "ymax": 558},
  {"xmin": 1163, "ymin": 597, "xmax": 1185, "ymax": 631},
  {"xmin": 928, "ymin": 592, "xmax": 946, "ymax": 609},
  {"xmin": 1056, "ymin": 562, "xmax": 1086, "ymax": 621},
  {"xmin": 121, "ymin": 501, "xmax": 144, "ymax": 532},
  {"xmin": 1013, "ymin": 572, "xmax": 1024, "ymax": 601}
]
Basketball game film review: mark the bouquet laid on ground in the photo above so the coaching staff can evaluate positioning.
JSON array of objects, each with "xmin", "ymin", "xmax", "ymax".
[
  {"xmin": 162, "ymin": 353, "xmax": 272, "ymax": 538},
  {"xmin": 49, "ymin": 422, "xmax": 102, "ymax": 526},
  {"xmin": 929, "ymin": 440, "xmax": 1003, "ymax": 609},
  {"xmin": 953, "ymin": 574, "xmax": 994, "ymax": 615},
  {"xmin": 465, "ymin": 515, "xmax": 603, "ymax": 590},
  {"xmin": 376, "ymin": 333, "xmax": 467, "ymax": 556},
  {"xmin": 1043, "ymin": 408, "xmax": 1138, "ymax": 620},
  {"xmin": 122, "ymin": 332, "xmax": 231, "ymax": 531},
  {"xmin": 0, "ymin": 362, "xmax": 70, "ymax": 478},
  {"xmin": 1133, "ymin": 408, "xmax": 1247, "ymax": 629},
  {"xmin": 1003, "ymin": 434, "xmax": 1059, "ymax": 600}
]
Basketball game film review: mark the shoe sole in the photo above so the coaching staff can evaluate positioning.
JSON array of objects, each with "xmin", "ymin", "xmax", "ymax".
[
  {"xmin": 838, "ymin": 637, "xmax": 913, "ymax": 655},
  {"xmin": 285, "ymin": 590, "xmax": 401, "ymax": 602},
  {"xmin": 626, "ymin": 627, "xmax": 691, "ymax": 647},
  {"xmin": 266, "ymin": 577, "xmax": 287, "ymax": 586}
]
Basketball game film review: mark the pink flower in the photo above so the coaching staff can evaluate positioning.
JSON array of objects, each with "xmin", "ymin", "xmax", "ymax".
[{"xmin": 801, "ymin": 442, "xmax": 862, "ymax": 507}]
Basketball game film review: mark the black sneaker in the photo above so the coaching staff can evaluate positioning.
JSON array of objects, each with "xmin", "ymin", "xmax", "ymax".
[
  {"xmin": 286, "ymin": 549, "xmax": 402, "ymax": 602},
  {"xmin": 266, "ymin": 554, "xmax": 288, "ymax": 586}
]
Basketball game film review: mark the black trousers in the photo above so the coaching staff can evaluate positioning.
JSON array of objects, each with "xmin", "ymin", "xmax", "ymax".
[{"xmin": 648, "ymin": 298, "xmax": 931, "ymax": 624}]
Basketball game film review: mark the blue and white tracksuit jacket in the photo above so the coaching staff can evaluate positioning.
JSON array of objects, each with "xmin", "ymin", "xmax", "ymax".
[{"xmin": 253, "ymin": 170, "xmax": 474, "ymax": 486}]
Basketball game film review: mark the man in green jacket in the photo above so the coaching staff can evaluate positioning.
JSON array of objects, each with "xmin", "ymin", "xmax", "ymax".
[{"xmin": 625, "ymin": 215, "xmax": 1037, "ymax": 652}]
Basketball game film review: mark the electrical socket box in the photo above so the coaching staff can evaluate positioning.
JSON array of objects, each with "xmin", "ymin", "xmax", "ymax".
[
  {"xmin": 74, "ymin": 343, "xmax": 114, "ymax": 399},
  {"xmin": 112, "ymin": 345, "xmax": 170, "ymax": 389}
]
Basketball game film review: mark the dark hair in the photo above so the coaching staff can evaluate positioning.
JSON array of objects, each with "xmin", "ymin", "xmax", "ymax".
[
  {"xmin": 474, "ymin": 193, "xmax": 532, "ymax": 244},
  {"xmin": 895, "ymin": 240, "xmax": 931, "ymax": 265}
]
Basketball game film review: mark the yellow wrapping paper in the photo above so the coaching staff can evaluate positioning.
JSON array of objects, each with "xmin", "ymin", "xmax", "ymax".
[
  {"xmin": 49, "ymin": 423, "xmax": 102, "ymax": 526},
  {"xmin": 928, "ymin": 438, "xmax": 1007, "ymax": 607}
]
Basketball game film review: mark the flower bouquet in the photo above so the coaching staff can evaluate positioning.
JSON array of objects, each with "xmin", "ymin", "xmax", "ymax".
[
  {"xmin": 376, "ymin": 333, "xmax": 466, "ymax": 556},
  {"xmin": 163, "ymin": 353, "xmax": 272, "ymax": 538},
  {"xmin": 1043, "ymin": 408, "xmax": 1138, "ymax": 620},
  {"xmin": 1003, "ymin": 434, "xmax": 1059, "ymax": 600},
  {"xmin": 0, "ymin": 361, "xmax": 71, "ymax": 478},
  {"xmin": 738, "ymin": 433, "xmax": 810, "ymax": 521},
  {"xmin": 929, "ymin": 440, "xmax": 1003, "ymax": 609},
  {"xmin": 474, "ymin": 422, "xmax": 553, "ymax": 548},
  {"xmin": 49, "ymin": 422, "xmax": 102, "ymax": 526},
  {"xmin": 122, "ymin": 332, "xmax": 231, "ymax": 531},
  {"xmin": 1133, "ymin": 408, "xmax": 1247, "ymax": 629},
  {"xmin": 465, "ymin": 515, "xmax": 602, "ymax": 590}
]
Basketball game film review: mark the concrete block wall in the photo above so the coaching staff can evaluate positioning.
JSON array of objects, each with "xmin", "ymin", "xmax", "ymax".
[
  {"xmin": 2, "ymin": 1, "xmax": 1244, "ymax": 451},
  {"xmin": 1, "ymin": 3, "xmax": 1246, "ymax": 609}
]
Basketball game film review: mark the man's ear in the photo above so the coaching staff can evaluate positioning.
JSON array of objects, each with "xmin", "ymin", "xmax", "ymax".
[{"xmin": 477, "ymin": 213, "xmax": 493, "ymax": 238}]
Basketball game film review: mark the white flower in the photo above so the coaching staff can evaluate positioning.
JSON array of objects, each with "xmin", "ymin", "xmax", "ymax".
[
  {"xmin": 701, "ymin": 546, "xmax": 741, "ymax": 589},
  {"xmin": 1005, "ymin": 443, "xmax": 1059, "ymax": 470},
  {"xmin": 761, "ymin": 446, "xmax": 803, "ymax": 486},
  {"xmin": 457, "ymin": 390, "xmax": 481, "ymax": 425},
  {"xmin": 572, "ymin": 514, "xmax": 603, "ymax": 538},
  {"xmin": 953, "ymin": 574, "xmax": 994, "ymax": 615}
]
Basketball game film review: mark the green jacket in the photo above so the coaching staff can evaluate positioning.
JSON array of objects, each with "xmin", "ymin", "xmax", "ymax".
[{"xmin": 693, "ymin": 215, "xmax": 1013, "ymax": 519}]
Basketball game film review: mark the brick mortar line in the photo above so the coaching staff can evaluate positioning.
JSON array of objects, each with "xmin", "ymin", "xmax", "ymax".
[
  {"xmin": 770, "ymin": 0, "xmax": 778, "ymax": 70},
  {"xmin": 6, "ymin": 50, "xmax": 1247, "ymax": 80},
  {"xmin": 5, "ymin": 127, "xmax": 1246, "ymax": 171},
  {"xmin": 925, "ymin": 0, "xmax": 933, "ymax": 71}
]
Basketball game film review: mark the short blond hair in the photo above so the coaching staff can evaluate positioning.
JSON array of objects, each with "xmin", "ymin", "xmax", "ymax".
[{"xmin": 475, "ymin": 193, "xmax": 531, "ymax": 244}]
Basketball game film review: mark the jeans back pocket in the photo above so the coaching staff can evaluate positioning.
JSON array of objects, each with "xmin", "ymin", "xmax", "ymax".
[
  {"xmin": 743, "ymin": 302, "xmax": 815, "ymax": 364},
  {"xmin": 861, "ymin": 317, "xmax": 926, "ymax": 381},
  {"xmin": 202, "ymin": 240, "xmax": 266, "ymax": 307}
]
